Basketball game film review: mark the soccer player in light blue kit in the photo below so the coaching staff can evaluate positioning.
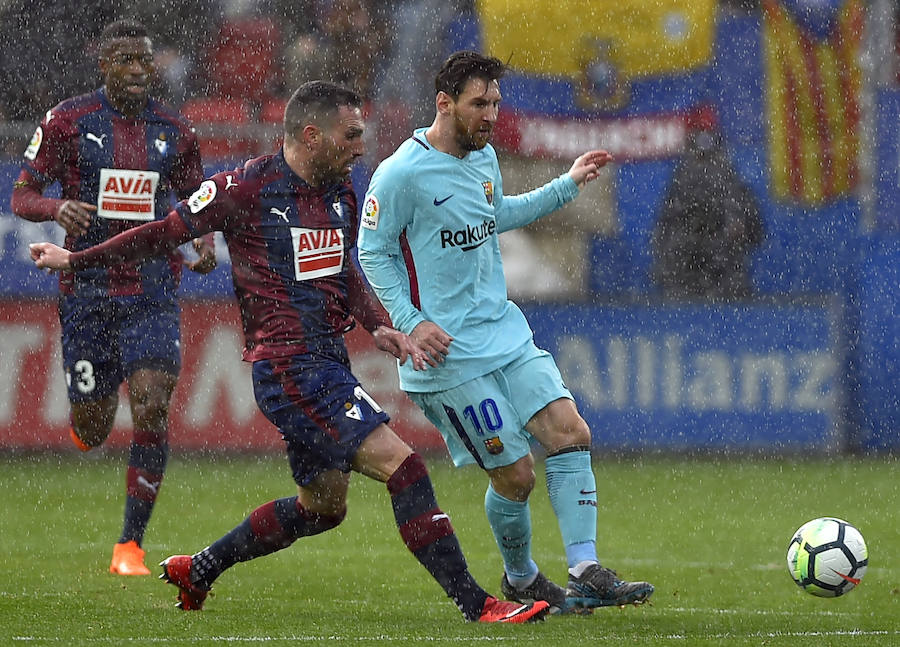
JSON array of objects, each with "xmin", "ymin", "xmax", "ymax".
[{"xmin": 358, "ymin": 51, "xmax": 654, "ymax": 612}]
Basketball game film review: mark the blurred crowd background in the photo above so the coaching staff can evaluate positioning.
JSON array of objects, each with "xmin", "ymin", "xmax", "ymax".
[
  {"xmin": 0, "ymin": 0, "xmax": 898, "ymax": 453},
  {"xmin": 0, "ymin": 0, "xmax": 896, "ymax": 294}
]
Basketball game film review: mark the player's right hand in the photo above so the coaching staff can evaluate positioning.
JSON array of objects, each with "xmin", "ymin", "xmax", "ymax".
[
  {"xmin": 54, "ymin": 200, "xmax": 95, "ymax": 236},
  {"xmin": 29, "ymin": 242, "xmax": 71, "ymax": 271},
  {"xmin": 568, "ymin": 150, "xmax": 614, "ymax": 188},
  {"xmin": 410, "ymin": 321, "xmax": 453, "ymax": 365}
]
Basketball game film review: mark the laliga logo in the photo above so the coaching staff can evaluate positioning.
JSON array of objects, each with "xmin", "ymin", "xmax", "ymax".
[
  {"xmin": 361, "ymin": 195, "xmax": 379, "ymax": 230},
  {"xmin": 24, "ymin": 126, "xmax": 43, "ymax": 161},
  {"xmin": 188, "ymin": 180, "xmax": 217, "ymax": 214}
]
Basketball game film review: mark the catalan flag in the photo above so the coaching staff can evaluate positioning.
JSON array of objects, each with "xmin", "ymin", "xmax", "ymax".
[{"xmin": 762, "ymin": 0, "xmax": 863, "ymax": 205}]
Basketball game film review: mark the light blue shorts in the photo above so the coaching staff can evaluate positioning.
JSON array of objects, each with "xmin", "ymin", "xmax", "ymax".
[{"xmin": 409, "ymin": 342, "xmax": 572, "ymax": 469}]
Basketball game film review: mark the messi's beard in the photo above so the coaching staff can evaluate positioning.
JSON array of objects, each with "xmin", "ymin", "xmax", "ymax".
[{"xmin": 452, "ymin": 113, "xmax": 491, "ymax": 152}]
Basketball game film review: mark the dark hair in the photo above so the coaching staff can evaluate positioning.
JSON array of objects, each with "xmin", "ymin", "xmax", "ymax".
[
  {"xmin": 284, "ymin": 81, "xmax": 362, "ymax": 138},
  {"xmin": 100, "ymin": 20, "xmax": 150, "ymax": 49},
  {"xmin": 434, "ymin": 51, "xmax": 505, "ymax": 99}
]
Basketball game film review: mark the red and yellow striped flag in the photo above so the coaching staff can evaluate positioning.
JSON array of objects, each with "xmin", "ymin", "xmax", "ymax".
[{"xmin": 762, "ymin": 0, "xmax": 863, "ymax": 205}]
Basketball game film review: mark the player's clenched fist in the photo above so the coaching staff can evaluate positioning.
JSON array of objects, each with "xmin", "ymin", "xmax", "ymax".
[{"xmin": 29, "ymin": 242, "xmax": 71, "ymax": 271}]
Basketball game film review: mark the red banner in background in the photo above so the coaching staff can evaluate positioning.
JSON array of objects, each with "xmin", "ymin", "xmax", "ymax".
[
  {"xmin": 0, "ymin": 300, "xmax": 445, "ymax": 453},
  {"xmin": 492, "ymin": 111, "xmax": 690, "ymax": 162}
]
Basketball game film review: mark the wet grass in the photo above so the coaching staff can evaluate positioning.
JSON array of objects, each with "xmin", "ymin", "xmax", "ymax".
[{"xmin": 1, "ymin": 452, "xmax": 898, "ymax": 645}]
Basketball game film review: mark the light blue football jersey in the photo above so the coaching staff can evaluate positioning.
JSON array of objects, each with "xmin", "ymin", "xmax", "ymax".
[{"xmin": 358, "ymin": 128, "xmax": 579, "ymax": 392}]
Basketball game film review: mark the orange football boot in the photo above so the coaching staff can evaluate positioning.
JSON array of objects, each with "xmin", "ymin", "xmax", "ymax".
[{"xmin": 110, "ymin": 540, "xmax": 151, "ymax": 576}]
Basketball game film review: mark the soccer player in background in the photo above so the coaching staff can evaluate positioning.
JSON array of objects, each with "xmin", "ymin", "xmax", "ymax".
[
  {"xmin": 356, "ymin": 51, "xmax": 654, "ymax": 613},
  {"xmin": 11, "ymin": 19, "xmax": 216, "ymax": 576},
  {"xmin": 29, "ymin": 81, "xmax": 550, "ymax": 624}
]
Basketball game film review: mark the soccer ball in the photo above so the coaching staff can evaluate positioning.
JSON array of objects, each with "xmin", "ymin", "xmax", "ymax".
[{"xmin": 786, "ymin": 517, "xmax": 868, "ymax": 597}]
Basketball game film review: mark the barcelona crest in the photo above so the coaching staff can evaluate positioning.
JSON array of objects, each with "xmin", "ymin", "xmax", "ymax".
[
  {"xmin": 482, "ymin": 181, "xmax": 494, "ymax": 205},
  {"xmin": 483, "ymin": 437, "xmax": 504, "ymax": 455}
]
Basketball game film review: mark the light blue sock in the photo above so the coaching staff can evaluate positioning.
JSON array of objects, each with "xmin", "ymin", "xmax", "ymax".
[
  {"xmin": 545, "ymin": 450, "xmax": 598, "ymax": 568},
  {"xmin": 484, "ymin": 484, "xmax": 538, "ymax": 586}
]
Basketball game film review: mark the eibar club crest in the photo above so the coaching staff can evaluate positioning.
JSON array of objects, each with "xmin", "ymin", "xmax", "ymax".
[
  {"xmin": 482, "ymin": 181, "xmax": 493, "ymax": 205},
  {"xmin": 155, "ymin": 132, "xmax": 168, "ymax": 155}
]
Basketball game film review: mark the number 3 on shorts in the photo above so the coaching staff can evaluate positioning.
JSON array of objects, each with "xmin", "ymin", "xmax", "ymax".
[{"xmin": 69, "ymin": 359, "xmax": 97, "ymax": 394}]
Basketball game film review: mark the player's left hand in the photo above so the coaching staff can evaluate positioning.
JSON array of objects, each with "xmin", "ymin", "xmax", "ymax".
[
  {"xmin": 29, "ymin": 242, "xmax": 71, "ymax": 271},
  {"xmin": 186, "ymin": 236, "xmax": 217, "ymax": 274},
  {"xmin": 568, "ymin": 150, "xmax": 614, "ymax": 188},
  {"xmin": 372, "ymin": 326, "xmax": 429, "ymax": 371}
]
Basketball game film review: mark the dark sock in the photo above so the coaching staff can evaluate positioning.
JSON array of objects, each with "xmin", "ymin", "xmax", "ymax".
[
  {"xmin": 191, "ymin": 496, "xmax": 344, "ymax": 590},
  {"xmin": 120, "ymin": 429, "xmax": 168, "ymax": 544},
  {"xmin": 387, "ymin": 453, "xmax": 488, "ymax": 621}
]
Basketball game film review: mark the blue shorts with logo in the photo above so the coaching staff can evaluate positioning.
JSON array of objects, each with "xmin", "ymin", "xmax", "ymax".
[
  {"xmin": 252, "ymin": 349, "xmax": 390, "ymax": 487},
  {"xmin": 59, "ymin": 295, "xmax": 181, "ymax": 403},
  {"xmin": 409, "ymin": 342, "xmax": 572, "ymax": 470}
]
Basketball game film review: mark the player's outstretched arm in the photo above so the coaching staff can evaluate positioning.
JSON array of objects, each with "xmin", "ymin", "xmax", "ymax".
[
  {"xmin": 568, "ymin": 150, "xmax": 614, "ymax": 189},
  {"xmin": 31, "ymin": 215, "xmax": 195, "ymax": 273},
  {"xmin": 30, "ymin": 242, "xmax": 71, "ymax": 270}
]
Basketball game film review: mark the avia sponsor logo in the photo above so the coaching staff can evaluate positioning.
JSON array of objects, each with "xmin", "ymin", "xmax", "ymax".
[
  {"xmin": 439, "ymin": 219, "xmax": 496, "ymax": 251},
  {"xmin": 97, "ymin": 168, "xmax": 160, "ymax": 221},
  {"xmin": 290, "ymin": 227, "xmax": 344, "ymax": 281}
]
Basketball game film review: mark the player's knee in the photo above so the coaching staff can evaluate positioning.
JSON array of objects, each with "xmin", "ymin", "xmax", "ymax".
[
  {"xmin": 566, "ymin": 417, "xmax": 592, "ymax": 446},
  {"xmin": 491, "ymin": 459, "xmax": 536, "ymax": 501},
  {"xmin": 324, "ymin": 505, "xmax": 347, "ymax": 530},
  {"xmin": 129, "ymin": 390, "xmax": 173, "ymax": 428},
  {"xmin": 546, "ymin": 415, "xmax": 591, "ymax": 452}
]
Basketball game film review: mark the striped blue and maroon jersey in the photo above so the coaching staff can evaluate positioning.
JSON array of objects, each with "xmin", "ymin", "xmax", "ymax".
[
  {"xmin": 20, "ymin": 87, "xmax": 203, "ymax": 298},
  {"xmin": 172, "ymin": 151, "xmax": 388, "ymax": 361}
]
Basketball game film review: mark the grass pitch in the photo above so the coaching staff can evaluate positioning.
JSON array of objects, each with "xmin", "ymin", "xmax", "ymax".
[{"xmin": 0, "ymin": 452, "xmax": 897, "ymax": 646}]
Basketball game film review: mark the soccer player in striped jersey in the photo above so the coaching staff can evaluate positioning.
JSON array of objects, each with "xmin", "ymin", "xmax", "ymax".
[
  {"xmin": 357, "ymin": 51, "xmax": 654, "ymax": 613},
  {"xmin": 29, "ymin": 81, "xmax": 549, "ymax": 624},
  {"xmin": 11, "ymin": 19, "xmax": 216, "ymax": 576}
]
